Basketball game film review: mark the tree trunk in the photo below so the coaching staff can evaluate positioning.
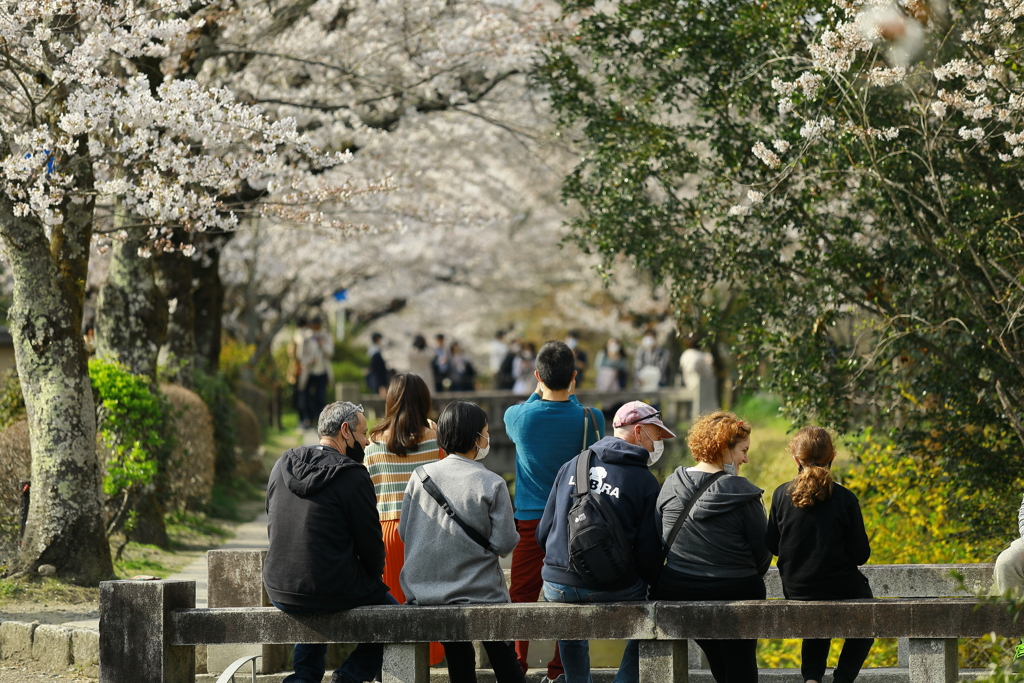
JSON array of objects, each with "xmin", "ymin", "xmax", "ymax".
[
  {"xmin": 94, "ymin": 214, "xmax": 170, "ymax": 549},
  {"xmin": 95, "ymin": 225, "xmax": 169, "ymax": 379},
  {"xmin": 193, "ymin": 234, "xmax": 226, "ymax": 373},
  {"xmin": 0, "ymin": 196, "xmax": 113, "ymax": 585},
  {"xmin": 155, "ymin": 240, "xmax": 197, "ymax": 389}
]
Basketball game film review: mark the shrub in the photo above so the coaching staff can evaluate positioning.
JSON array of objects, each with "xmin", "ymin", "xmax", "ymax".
[
  {"xmin": 161, "ymin": 384, "xmax": 216, "ymax": 511},
  {"xmin": 193, "ymin": 369, "xmax": 239, "ymax": 482},
  {"xmin": 233, "ymin": 399, "xmax": 264, "ymax": 484},
  {"xmin": 236, "ymin": 380, "xmax": 270, "ymax": 432}
]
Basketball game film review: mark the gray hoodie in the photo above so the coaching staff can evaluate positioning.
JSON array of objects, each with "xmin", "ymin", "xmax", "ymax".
[
  {"xmin": 399, "ymin": 454, "xmax": 519, "ymax": 605},
  {"xmin": 657, "ymin": 467, "xmax": 772, "ymax": 578}
]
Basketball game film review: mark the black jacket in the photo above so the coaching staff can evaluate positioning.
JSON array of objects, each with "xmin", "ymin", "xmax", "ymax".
[
  {"xmin": 657, "ymin": 467, "xmax": 772, "ymax": 579},
  {"xmin": 765, "ymin": 480, "xmax": 871, "ymax": 600},
  {"xmin": 537, "ymin": 436, "xmax": 662, "ymax": 589},
  {"xmin": 264, "ymin": 444, "xmax": 388, "ymax": 610}
]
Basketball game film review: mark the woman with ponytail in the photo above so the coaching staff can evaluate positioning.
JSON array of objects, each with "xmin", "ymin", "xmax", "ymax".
[{"xmin": 765, "ymin": 427, "xmax": 873, "ymax": 683}]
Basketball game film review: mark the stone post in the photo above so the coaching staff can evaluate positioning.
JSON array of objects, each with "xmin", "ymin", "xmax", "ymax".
[
  {"xmin": 382, "ymin": 643, "xmax": 429, "ymax": 683},
  {"xmin": 206, "ymin": 549, "xmax": 288, "ymax": 674},
  {"xmin": 639, "ymin": 640, "xmax": 687, "ymax": 683},
  {"xmin": 99, "ymin": 579, "xmax": 195, "ymax": 683},
  {"xmin": 908, "ymin": 638, "xmax": 957, "ymax": 683},
  {"xmin": 687, "ymin": 639, "xmax": 708, "ymax": 669}
]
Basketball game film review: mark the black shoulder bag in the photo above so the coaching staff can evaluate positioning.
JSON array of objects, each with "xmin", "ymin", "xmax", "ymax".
[
  {"xmin": 567, "ymin": 450, "xmax": 634, "ymax": 586},
  {"xmin": 650, "ymin": 470, "xmax": 726, "ymax": 595},
  {"xmin": 417, "ymin": 470, "xmax": 490, "ymax": 550}
]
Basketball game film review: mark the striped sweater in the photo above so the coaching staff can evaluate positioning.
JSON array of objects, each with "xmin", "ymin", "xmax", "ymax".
[{"xmin": 363, "ymin": 438, "xmax": 442, "ymax": 521}]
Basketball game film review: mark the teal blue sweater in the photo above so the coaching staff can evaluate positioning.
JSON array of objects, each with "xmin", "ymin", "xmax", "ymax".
[{"xmin": 504, "ymin": 393, "xmax": 605, "ymax": 520}]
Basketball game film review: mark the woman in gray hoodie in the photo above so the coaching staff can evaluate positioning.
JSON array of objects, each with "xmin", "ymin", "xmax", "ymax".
[
  {"xmin": 653, "ymin": 410, "xmax": 771, "ymax": 683},
  {"xmin": 399, "ymin": 401, "xmax": 525, "ymax": 683}
]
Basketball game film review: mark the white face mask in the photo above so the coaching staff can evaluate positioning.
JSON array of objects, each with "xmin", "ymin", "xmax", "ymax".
[
  {"xmin": 566, "ymin": 337, "xmax": 578, "ymax": 350},
  {"xmin": 608, "ymin": 341, "xmax": 621, "ymax": 354},
  {"xmin": 641, "ymin": 427, "xmax": 664, "ymax": 466},
  {"xmin": 475, "ymin": 434, "xmax": 490, "ymax": 461},
  {"xmin": 723, "ymin": 462, "xmax": 736, "ymax": 475},
  {"xmin": 641, "ymin": 335, "xmax": 656, "ymax": 349}
]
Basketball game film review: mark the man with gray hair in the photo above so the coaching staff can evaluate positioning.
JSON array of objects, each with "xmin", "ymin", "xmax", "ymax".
[{"xmin": 264, "ymin": 401, "xmax": 397, "ymax": 683}]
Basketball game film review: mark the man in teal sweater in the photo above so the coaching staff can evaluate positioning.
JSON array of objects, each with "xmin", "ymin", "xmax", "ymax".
[{"xmin": 504, "ymin": 341, "xmax": 605, "ymax": 682}]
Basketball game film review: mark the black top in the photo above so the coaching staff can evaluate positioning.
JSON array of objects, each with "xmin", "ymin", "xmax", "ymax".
[
  {"xmin": 264, "ymin": 444, "xmax": 389, "ymax": 611},
  {"xmin": 765, "ymin": 480, "xmax": 871, "ymax": 600}
]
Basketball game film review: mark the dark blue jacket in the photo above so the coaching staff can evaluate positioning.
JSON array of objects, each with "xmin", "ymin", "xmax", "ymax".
[{"xmin": 537, "ymin": 436, "xmax": 662, "ymax": 590}]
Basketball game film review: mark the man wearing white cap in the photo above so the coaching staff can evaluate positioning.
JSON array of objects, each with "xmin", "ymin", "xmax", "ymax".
[{"xmin": 536, "ymin": 401, "xmax": 675, "ymax": 683}]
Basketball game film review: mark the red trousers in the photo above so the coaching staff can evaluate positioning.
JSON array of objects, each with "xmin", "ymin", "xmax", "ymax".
[{"xmin": 510, "ymin": 519, "xmax": 563, "ymax": 679}]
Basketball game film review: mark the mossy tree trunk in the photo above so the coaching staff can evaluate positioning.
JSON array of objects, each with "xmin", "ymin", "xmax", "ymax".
[{"xmin": 0, "ymin": 147, "xmax": 113, "ymax": 585}]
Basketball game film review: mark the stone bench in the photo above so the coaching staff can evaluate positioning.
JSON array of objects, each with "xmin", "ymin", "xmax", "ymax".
[
  {"xmin": 197, "ymin": 550, "xmax": 997, "ymax": 678},
  {"xmin": 99, "ymin": 577, "xmax": 1018, "ymax": 683}
]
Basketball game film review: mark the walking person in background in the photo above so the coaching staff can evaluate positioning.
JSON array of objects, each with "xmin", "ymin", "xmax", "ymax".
[
  {"xmin": 288, "ymin": 317, "xmax": 308, "ymax": 428},
  {"xmin": 432, "ymin": 334, "xmax": 450, "ymax": 392},
  {"xmin": 264, "ymin": 402, "xmax": 397, "ymax": 683},
  {"xmin": 490, "ymin": 330, "xmax": 510, "ymax": 375},
  {"xmin": 363, "ymin": 373, "xmax": 445, "ymax": 666},
  {"xmin": 512, "ymin": 341, "xmax": 537, "ymax": 395},
  {"xmin": 565, "ymin": 331, "xmax": 588, "ymax": 385},
  {"xmin": 594, "ymin": 338, "xmax": 628, "ymax": 392},
  {"xmin": 653, "ymin": 410, "xmax": 770, "ymax": 683},
  {"xmin": 400, "ymin": 401, "xmax": 525, "ymax": 683},
  {"xmin": 301, "ymin": 317, "xmax": 333, "ymax": 426},
  {"xmin": 408, "ymin": 334, "xmax": 435, "ymax": 386},
  {"xmin": 366, "ymin": 332, "xmax": 390, "ymax": 397},
  {"xmin": 504, "ymin": 341, "xmax": 605, "ymax": 682},
  {"xmin": 448, "ymin": 341, "xmax": 477, "ymax": 391},
  {"xmin": 536, "ymin": 401, "xmax": 667, "ymax": 683},
  {"xmin": 766, "ymin": 427, "xmax": 873, "ymax": 683},
  {"xmin": 632, "ymin": 329, "xmax": 669, "ymax": 389}
]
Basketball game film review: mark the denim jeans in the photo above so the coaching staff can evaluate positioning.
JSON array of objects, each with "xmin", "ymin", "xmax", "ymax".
[
  {"xmin": 272, "ymin": 592, "xmax": 399, "ymax": 683},
  {"xmin": 542, "ymin": 578, "xmax": 647, "ymax": 683}
]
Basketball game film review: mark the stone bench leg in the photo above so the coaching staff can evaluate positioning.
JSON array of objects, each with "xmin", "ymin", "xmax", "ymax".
[
  {"xmin": 688, "ymin": 639, "xmax": 709, "ymax": 668},
  {"xmin": 908, "ymin": 638, "xmax": 957, "ymax": 683},
  {"xmin": 99, "ymin": 580, "xmax": 196, "ymax": 683},
  {"xmin": 382, "ymin": 643, "xmax": 429, "ymax": 683},
  {"xmin": 639, "ymin": 640, "xmax": 687, "ymax": 683}
]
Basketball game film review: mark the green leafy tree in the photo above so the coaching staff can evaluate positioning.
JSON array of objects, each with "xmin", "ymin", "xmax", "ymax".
[{"xmin": 538, "ymin": 0, "xmax": 1024, "ymax": 542}]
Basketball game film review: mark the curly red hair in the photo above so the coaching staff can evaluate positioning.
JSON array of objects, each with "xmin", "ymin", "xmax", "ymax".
[{"xmin": 686, "ymin": 410, "xmax": 751, "ymax": 463}]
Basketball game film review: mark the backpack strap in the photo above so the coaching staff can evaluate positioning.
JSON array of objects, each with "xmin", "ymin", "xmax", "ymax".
[
  {"xmin": 662, "ymin": 470, "xmax": 727, "ymax": 555},
  {"xmin": 573, "ymin": 449, "xmax": 593, "ymax": 499},
  {"xmin": 582, "ymin": 407, "xmax": 599, "ymax": 449},
  {"xmin": 418, "ymin": 470, "xmax": 490, "ymax": 550}
]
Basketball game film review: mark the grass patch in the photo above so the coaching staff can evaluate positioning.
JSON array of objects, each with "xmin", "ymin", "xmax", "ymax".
[
  {"xmin": 208, "ymin": 478, "xmax": 265, "ymax": 521},
  {"xmin": 0, "ymin": 575, "xmax": 99, "ymax": 606}
]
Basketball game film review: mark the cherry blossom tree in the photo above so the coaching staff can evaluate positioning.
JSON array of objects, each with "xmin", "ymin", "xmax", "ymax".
[{"xmin": 0, "ymin": 0, "xmax": 348, "ymax": 582}]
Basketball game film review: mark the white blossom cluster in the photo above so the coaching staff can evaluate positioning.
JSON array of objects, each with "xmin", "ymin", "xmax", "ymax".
[
  {"xmin": 0, "ymin": 0, "xmax": 358, "ymax": 245},
  {"xmin": 744, "ymin": 0, "xmax": 1024, "ymax": 196}
]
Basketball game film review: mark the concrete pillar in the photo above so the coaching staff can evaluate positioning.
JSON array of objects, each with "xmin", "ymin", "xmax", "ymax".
[
  {"xmin": 908, "ymin": 638, "xmax": 957, "ymax": 683},
  {"xmin": 99, "ymin": 579, "xmax": 195, "ymax": 683},
  {"xmin": 898, "ymin": 637, "xmax": 909, "ymax": 667},
  {"xmin": 639, "ymin": 640, "xmax": 687, "ymax": 683},
  {"xmin": 382, "ymin": 643, "xmax": 429, "ymax": 683},
  {"xmin": 206, "ymin": 549, "xmax": 288, "ymax": 674},
  {"xmin": 687, "ymin": 639, "xmax": 709, "ymax": 668}
]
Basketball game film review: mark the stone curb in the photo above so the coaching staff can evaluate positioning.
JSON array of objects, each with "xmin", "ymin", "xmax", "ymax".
[{"xmin": 0, "ymin": 620, "xmax": 99, "ymax": 678}]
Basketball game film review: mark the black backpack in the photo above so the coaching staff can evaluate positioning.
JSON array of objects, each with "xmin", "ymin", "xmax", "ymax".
[{"xmin": 567, "ymin": 450, "xmax": 633, "ymax": 587}]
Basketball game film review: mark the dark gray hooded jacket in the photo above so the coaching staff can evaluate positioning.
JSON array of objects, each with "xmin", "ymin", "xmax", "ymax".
[{"xmin": 657, "ymin": 467, "xmax": 772, "ymax": 578}]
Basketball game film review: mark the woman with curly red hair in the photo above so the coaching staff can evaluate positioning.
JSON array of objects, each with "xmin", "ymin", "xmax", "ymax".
[
  {"xmin": 765, "ymin": 427, "xmax": 873, "ymax": 683},
  {"xmin": 654, "ymin": 410, "xmax": 771, "ymax": 683}
]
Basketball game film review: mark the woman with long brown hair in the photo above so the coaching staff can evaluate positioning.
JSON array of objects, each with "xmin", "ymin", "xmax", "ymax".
[
  {"xmin": 765, "ymin": 426, "xmax": 873, "ymax": 683},
  {"xmin": 363, "ymin": 372, "xmax": 445, "ymax": 664}
]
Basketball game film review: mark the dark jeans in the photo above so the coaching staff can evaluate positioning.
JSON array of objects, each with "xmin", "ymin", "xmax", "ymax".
[
  {"xmin": 305, "ymin": 373, "xmax": 328, "ymax": 424},
  {"xmin": 798, "ymin": 580, "xmax": 874, "ymax": 683},
  {"xmin": 653, "ymin": 569, "xmax": 766, "ymax": 683},
  {"xmin": 272, "ymin": 592, "xmax": 399, "ymax": 683},
  {"xmin": 443, "ymin": 641, "xmax": 526, "ymax": 683}
]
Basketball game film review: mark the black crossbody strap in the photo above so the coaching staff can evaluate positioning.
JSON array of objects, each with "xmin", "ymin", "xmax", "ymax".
[
  {"xmin": 418, "ymin": 471, "xmax": 490, "ymax": 550},
  {"xmin": 662, "ymin": 470, "xmax": 727, "ymax": 555}
]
